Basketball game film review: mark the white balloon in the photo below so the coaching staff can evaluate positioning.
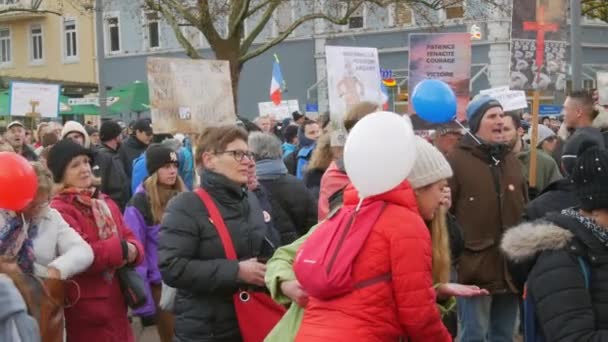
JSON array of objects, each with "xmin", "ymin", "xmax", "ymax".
[{"xmin": 344, "ymin": 112, "xmax": 417, "ymax": 198}]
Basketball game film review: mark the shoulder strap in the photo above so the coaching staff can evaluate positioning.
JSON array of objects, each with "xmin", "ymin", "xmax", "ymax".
[
  {"xmin": 194, "ymin": 189, "xmax": 237, "ymax": 260},
  {"xmin": 577, "ymin": 256, "xmax": 591, "ymax": 289}
]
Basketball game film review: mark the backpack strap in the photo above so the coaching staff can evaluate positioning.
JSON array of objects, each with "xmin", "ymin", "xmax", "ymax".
[{"xmin": 195, "ymin": 188, "xmax": 237, "ymax": 260}]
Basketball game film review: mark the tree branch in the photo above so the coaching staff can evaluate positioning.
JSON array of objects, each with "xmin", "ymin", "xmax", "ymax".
[
  {"xmin": 147, "ymin": 0, "xmax": 202, "ymax": 59},
  {"xmin": 228, "ymin": 0, "xmax": 251, "ymax": 38},
  {"xmin": 240, "ymin": 0, "xmax": 281, "ymax": 54},
  {"xmin": 0, "ymin": 8, "xmax": 61, "ymax": 15},
  {"xmin": 196, "ymin": 0, "xmax": 222, "ymax": 46},
  {"xmin": 246, "ymin": 0, "xmax": 273, "ymax": 17}
]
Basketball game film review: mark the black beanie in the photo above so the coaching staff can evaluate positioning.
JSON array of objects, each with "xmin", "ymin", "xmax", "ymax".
[
  {"xmin": 572, "ymin": 147, "xmax": 608, "ymax": 211},
  {"xmin": 146, "ymin": 144, "xmax": 179, "ymax": 175},
  {"xmin": 99, "ymin": 121, "xmax": 122, "ymax": 142},
  {"xmin": 47, "ymin": 139, "xmax": 94, "ymax": 183}
]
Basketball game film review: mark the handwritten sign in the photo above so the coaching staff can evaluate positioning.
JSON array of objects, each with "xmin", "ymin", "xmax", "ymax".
[
  {"xmin": 9, "ymin": 82, "xmax": 60, "ymax": 118},
  {"xmin": 147, "ymin": 57, "xmax": 236, "ymax": 134},
  {"xmin": 480, "ymin": 86, "xmax": 528, "ymax": 112},
  {"xmin": 258, "ymin": 100, "xmax": 300, "ymax": 120}
]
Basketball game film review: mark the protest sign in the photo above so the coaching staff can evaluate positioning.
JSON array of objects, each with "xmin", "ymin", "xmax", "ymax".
[
  {"xmin": 258, "ymin": 100, "xmax": 300, "ymax": 120},
  {"xmin": 147, "ymin": 57, "xmax": 236, "ymax": 134},
  {"xmin": 326, "ymin": 46, "xmax": 383, "ymax": 146},
  {"xmin": 408, "ymin": 33, "xmax": 471, "ymax": 121},
  {"xmin": 510, "ymin": 0, "xmax": 568, "ymax": 91},
  {"xmin": 480, "ymin": 86, "xmax": 528, "ymax": 111},
  {"xmin": 597, "ymin": 72, "xmax": 608, "ymax": 106},
  {"xmin": 9, "ymin": 82, "xmax": 60, "ymax": 118}
]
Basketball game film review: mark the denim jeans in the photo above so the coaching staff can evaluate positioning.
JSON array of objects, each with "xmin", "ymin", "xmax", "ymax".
[{"xmin": 457, "ymin": 294, "xmax": 519, "ymax": 342}]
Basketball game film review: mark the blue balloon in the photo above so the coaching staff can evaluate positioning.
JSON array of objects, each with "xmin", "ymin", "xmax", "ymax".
[{"xmin": 411, "ymin": 79, "xmax": 457, "ymax": 124}]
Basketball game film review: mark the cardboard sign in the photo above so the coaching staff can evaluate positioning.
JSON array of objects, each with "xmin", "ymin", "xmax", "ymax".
[
  {"xmin": 147, "ymin": 57, "xmax": 236, "ymax": 134},
  {"xmin": 480, "ymin": 87, "xmax": 528, "ymax": 111},
  {"xmin": 597, "ymin": 72, "xmax": 608, "ymax": 106},
  {"xmin": 9, "ymin": 82, "xmax": 60, "ymax": 118},
  {"xmin": 258, "ymin": 100, "xmax": 300, "ymax": 120}
]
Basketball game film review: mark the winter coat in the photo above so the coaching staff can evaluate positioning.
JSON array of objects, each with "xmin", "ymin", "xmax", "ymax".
[
  {"xmin": 502, "ymin": 213, "xmax": 608, "ymax": 341},
  {"xmin": 517, "ymin": 148, "xmax": 562, "ymax": 192},
  {"xmin": 317, "ymin": 161, "xmax": 349, "ymax": 221},
  {"xmin": 158, "ymin": 170, "xmax": 281, "ymax": 342},
  {"xmin": 284, "ymin": 145, "xmax": 315, "ymax": 179},
  {"xmin": 303, "ymin": 168, "xmax": 325, "ymax": 200},
  {"xmin": 295, "ymin": 182, "xmax": 451, "ymax": 342},
  {"xmin": 523, "ymin": 178, "xmax": 579, "ymax": 221},
  {"xmin": 118, "ymin": 135, "xmax": 148, "ymax": 178},
  {"xmin": 258, "ymin": 173, "xmax": 317, "ymax": 246},
  {"xmin": 131, "ymin": 154, "xmax": 147, "ymax": 195},
  {"xmin": 123, "ymin": 185, "xmax": 162, "ymax": 318},
  {"xmin": 447, "ymin": 137, "xmax": 527, "ymax": 294},
  {"xmin": 0, "ymin": 274, "xmax": 40, "ymax": 342},
  {"xmin": 20, "ymin": 144, "xmax": 38, "ymax": 162},
  {"xmin": 282, "ymin": 143, "xmax": 297, "ymax": 158},
  {"xmin": 51, "ymin": 192, "xmax": 144, "ymax": 342},
  {"xmin": 178, "ymin": 146, "xmax": 195, "ymax": 190},
  {"xmin": 95, "ymin": 143, "xmax": 131, "ymax": 211},
  {"xmin": 32, "ymin": 208, "xmax": 94, "ymax": 279},
  {"xmin": 131, "ymin": 148, "xmax": 195, "ymax": 194}
]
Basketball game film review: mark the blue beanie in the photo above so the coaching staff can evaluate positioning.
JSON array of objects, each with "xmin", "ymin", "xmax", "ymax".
[{"xmin": 466, "ymin": 95, "xmax": 503, "ymax": 133}]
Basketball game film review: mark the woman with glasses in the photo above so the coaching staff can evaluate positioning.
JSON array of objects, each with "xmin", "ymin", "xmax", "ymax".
[
  {"xmin": 47, "ymin": 139, "xmax": 144, "ymax": 342},
  {"xmin": 159, "ymin": 125, "xmax": 280, "ymax": 342},
  {"xmin": 0, "ymin": 162, "xmax": 94, "ymax": 279}
]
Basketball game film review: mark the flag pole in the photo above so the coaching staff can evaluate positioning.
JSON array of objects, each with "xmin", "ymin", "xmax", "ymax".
[{"xmin": 529, "ymin": 90, "xmax": 540, "ymax": 189}]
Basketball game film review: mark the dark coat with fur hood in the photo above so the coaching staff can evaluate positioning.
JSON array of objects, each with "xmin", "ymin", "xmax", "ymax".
[{"xmin": 501, "ymin": 213, "xmax": 608, "ymax": 341}]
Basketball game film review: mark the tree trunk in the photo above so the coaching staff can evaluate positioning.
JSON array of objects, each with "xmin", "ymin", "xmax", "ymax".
[{"xmin": 213, "ymin": 36, "xmax": 243, "ymax": 114}]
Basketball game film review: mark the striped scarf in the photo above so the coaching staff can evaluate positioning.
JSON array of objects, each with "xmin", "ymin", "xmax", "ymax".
[
  {"xmin": 60, "ymin": 188, "xmax": 118, "ymax": 240},
  {"xmin": 0, "ymin": 211, "xmax": 38, "ymax": 273}
]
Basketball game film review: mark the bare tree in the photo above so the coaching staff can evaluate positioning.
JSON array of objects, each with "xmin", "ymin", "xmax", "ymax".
[
  {"xmin": 144, "ymin": 0, "xmax": 501, "ymax": 104},
  {"xmin": 0, "ymin": 0, "xmax": 93, "ymax": 15},
  {"xmin": 582, "ymin": 0, "xmax": 608, "ymax": 22}
]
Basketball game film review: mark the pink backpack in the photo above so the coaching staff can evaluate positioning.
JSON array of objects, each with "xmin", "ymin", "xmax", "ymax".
[{"xmin": 294, "ymin": 201, "xmax": 389, "ymax": 300}]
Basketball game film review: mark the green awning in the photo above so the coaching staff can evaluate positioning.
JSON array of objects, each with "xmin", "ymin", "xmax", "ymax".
[{"xmin": 107, "ymin": 81, "xmax": 149, "ymax": 114}]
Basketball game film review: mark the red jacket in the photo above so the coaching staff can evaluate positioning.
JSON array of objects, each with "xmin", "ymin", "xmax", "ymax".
[
  {"xmin": 51, "ymin": 192, "xmax": 144, "ymax": 342},
  {"xmin": 296, "ymin": 181, "xmax": 450, "ymax": 342}
]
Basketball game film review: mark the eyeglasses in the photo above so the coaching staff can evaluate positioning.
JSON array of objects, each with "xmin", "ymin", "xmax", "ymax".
[{"xmin": 217, "ymin": 150, "xmax": 255, "ymax": 162}]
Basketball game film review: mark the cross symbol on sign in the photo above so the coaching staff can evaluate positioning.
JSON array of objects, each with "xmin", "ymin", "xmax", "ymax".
[{"xmin": 523, "ymin": 5, "xmax": 558, "ymax": 82}]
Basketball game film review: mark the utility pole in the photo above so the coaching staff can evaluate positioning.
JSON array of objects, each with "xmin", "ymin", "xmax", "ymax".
[
  {"xmin": 95, "ymin": 0, "xmax": 107, "ymax": 116},
  {"xmin": 570, "ymin": 0, "xmax": 582, "ymax": 91}
]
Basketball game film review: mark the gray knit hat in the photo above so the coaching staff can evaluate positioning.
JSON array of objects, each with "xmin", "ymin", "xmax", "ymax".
[{"xmin": 408, "ymin": 136, "xmax": 453, "ymax": 189}]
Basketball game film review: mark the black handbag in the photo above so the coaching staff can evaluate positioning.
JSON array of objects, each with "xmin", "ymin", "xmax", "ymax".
[{"xmin": 116, "ymin": 267, "xmax": 147, "ymax": 309}]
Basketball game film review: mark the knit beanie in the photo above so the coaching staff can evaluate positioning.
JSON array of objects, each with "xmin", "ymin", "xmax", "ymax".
[
  {"xmin": 146, "ymin": 144, "xmax": 179, "ymax": 175},
  {"xmin": 536, "ymin": 124, "xmax": 556, "ymax": 147},
  {"xmin": 408, "ymin": 136, "xmax": 453, "ymax": 189},
  {"xmin": 466, "ymin": 95, "xmax": 503, "ymax": 134},
  {"xmin": 47, "ymin": 139, "xmax": 94, "ymax": 183},
  {"xmin": 561, "ymin": 128, "xmax": 605, "ymax": 176},
  {"xmin": 99, "ymin": 120, "xmax": 122, "ymax": 142},
  {"xmin": 571, "ymin": 146, "xmax": 608, "ymax": 211},
  {"xmin": 61, "ymin": 121, "xmax": 91, "ymax": 148}
]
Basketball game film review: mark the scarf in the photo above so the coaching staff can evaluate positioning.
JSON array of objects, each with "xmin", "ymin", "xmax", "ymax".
[
  {"xmin": 562, "ymin": 208, "xmax": 608, "ymax": 247},
  {"xmin": 256, "ymin": 159, "xmax": 288, "ymax": 180},
  {"xmin": 0, "ymin": 211, "xmax": 38, "ymax": 273},
  {"xmin": 61, "ymin": 188, "xmax": 118, "ymax": 240}
]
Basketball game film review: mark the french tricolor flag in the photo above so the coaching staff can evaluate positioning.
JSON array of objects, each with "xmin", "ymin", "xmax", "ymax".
[{"xmin": 270, "ymin": 55, "xmax": 285, "ymax": 105}]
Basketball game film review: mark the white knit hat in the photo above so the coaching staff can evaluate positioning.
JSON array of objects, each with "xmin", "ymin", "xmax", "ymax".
[
  {"xmin": 408, "ymin": 136, "xmax": 453, "ymax": 189},
  {"xmin": 536, "ymin": 124, "xmax": 556, "ymax": 147}
]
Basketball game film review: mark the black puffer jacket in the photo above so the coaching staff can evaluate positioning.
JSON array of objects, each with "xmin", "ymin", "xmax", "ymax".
[
  {"xmin": 523, "ymin": 178, "xmax": 579, "ymax": 221},
  {"xmin": 502, "ymin": 213, "xmax": 608, "ymax": 341},
  {"xmin": 94, "ymin": 143, "xmax": 131, "ymax": 211},
  {"xmin": 158, "ymin": 170, "xmax": 280, "ymax": 342},
  {"xmin": 118, "ymin": 136, "xmax": 148, "ymax": 178},
  {"xmin": 259, "ymin": 174, "xmax": 317, "ymax": 245}
]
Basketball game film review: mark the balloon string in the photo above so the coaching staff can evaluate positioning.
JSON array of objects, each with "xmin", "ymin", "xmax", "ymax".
[
  {"xmin": 355, "ymin": 198, "xmax": 363, "ymax": 212},
  {"xmin": 454, "ymin": 120, "xmax": 500, "ymax": 166}
]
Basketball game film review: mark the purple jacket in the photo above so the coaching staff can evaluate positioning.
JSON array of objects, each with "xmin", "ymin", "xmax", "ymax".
[{"xmin": 123, "ymin": 185, "xmax": 161, "ymax": 317}]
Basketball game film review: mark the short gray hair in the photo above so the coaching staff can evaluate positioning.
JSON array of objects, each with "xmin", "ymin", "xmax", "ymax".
[{"xmin": 248, "ymin": 132, "xmax": 283, "ymax": 160}]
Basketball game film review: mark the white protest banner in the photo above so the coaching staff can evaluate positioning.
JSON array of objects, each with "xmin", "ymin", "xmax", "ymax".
[
  {"xmin": 326, "ymin": 46, "xmax": 383, "ymax": 146},
  {"xmin": 147, "ymin": 57, "xmax": 236, "ymax": 134},
  {"xmin": 9, "ymin": 82, "xmax": 60, "ymax": 118},
  {"xmin": 480, "ymin": 86, "xmax": 528, "ymax": 111},
  {"xmin": 68, "ymin": 97, "xmax": 119, "ymax": 107},
  {"xmin": 597, "ymin": 72, "xmax": 608, "ymax": 106},
  {"xmin": 258, "ymin": 100, "xmax": 300, "ymax": 120}
]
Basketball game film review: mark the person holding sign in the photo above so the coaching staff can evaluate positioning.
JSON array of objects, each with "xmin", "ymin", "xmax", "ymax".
[{"xmin": 448, "ymin": 95, "xmax": 527, "ymax": 342}]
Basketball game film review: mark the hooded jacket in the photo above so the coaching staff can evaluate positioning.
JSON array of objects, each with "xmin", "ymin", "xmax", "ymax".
[
  {"xmin": 523, "ymin": 178, "xmax": 579, "ymax": 221},
  {"xmin": 317, "ymin": 160, "xmax": 349, "ymax": 221},
  {"xmin": 118, "ymin": 135, "xmax": 149, "ymax": 178},
  {"xmin": 295, "ymin": 182, "xmax": 450, "ymax": 342},
  {"xmin": 448, "ymin": 136, "xmax": 527, "ymax": 293},
  {"xmin": 60, "ymin": 121, "xmax": 91, "ymax": 148},
  {"xmin": 502, "ymin": 213, "xmax": 608, "ymax": 341}
]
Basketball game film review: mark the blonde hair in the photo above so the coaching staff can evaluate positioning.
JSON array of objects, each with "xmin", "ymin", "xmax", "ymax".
[
  {"xmin": 30, "ymin": 162, "xmax": 54, "ymax": 197},
  {"xmin": 429, "ymin": 207, "xmax": 451, "ymax": 284},
  {"xmin": 144, "ymin": 172, "xmax": 186, "ymax": 224},
  {"xmin": 343, "ymin": 101, "xmax": 381, "ymax": 132},
  {"xmin": 307, "ymin": 133, "xmax": 333, "ymax": 171}
]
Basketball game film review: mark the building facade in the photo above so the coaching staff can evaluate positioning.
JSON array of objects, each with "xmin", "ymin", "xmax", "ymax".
[{"xmin": 99, "ymin": 0, "xmax": 608, "ymax": 119}]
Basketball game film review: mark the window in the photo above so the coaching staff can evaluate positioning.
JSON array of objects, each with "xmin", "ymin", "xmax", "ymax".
[
  {"xmin": 64, "ymin": 19, "xmax": 78, "ymax": 59},
  {"xmin": 348, "ymin": 5, "xmax": 365, "ymax": 29},
  {"xmin": 391, "ymin": 2, "xmax": 413, "ymax": 26},
  {"xmin": 106, "ymin": 17, "xmax": 120, "ymax": 53},
  {"xmin": 0, "ymin": 27, "xmax": 10, "ymax": 64},
  {"xmin": 145, "ymin": 12, "xmax": 160, "ymax": 49},
  {"xmin": 30, "ymin": 24, "xmax": 43, "ymax": 62}
]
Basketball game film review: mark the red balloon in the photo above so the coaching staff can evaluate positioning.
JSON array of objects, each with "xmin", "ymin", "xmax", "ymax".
[{"xmin": 0, "ymin": 152, "xmax": 38, "ymax": 211}]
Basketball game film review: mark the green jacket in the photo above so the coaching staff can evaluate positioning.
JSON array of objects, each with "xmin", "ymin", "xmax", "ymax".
[
  {"xmin": 517, "ymin": 149, "xmax": 562, "ymax": 192},
  {"xmin": 264, "ymin": 225, "xmax": 318, "ymax": 342}
]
